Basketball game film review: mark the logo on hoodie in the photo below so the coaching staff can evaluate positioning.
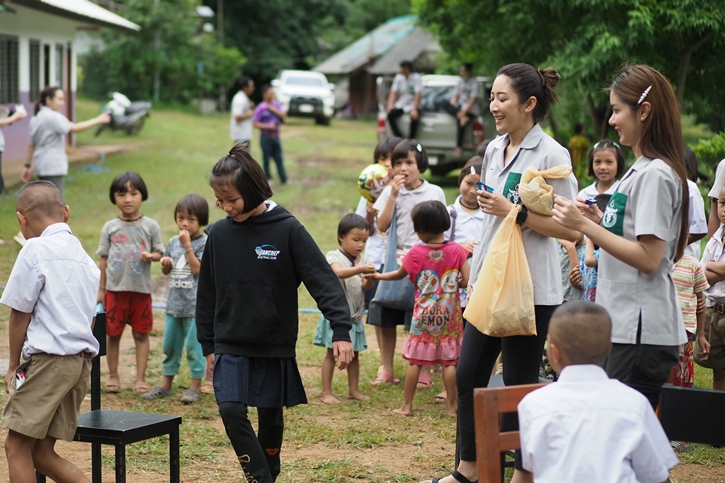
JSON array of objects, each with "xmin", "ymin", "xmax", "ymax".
[{"xmin": 256, "ymin": 244, "xmax": 281, "ymax": 260}]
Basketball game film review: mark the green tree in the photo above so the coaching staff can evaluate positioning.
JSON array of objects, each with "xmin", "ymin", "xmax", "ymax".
[
  {"xmin": 81, "ymin": 0, "xmax": 245, "ymax": 104},
  {"xmin": 415, "ymin": 0, "xmax": 725, "ymax": 136}
]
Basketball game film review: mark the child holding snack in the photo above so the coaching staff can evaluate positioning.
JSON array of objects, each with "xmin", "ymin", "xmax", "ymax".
[
  {"xmin": 144, "ymin": 194, "xmax": 209, "ymax": 404},
  {"xmin": 97, "ymin": 172, "xmax": 164, "ymax": 394},
  {"xmin": 314, "ymin": 214, "xmax": 376, "ymax": 404},
  {"xmin": 367, "ymin": 200, "xmax": 469, "ymax": 417}
]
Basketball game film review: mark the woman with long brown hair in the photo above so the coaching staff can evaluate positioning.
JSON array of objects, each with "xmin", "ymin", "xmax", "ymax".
[{"xmin": 553, "ymin": 65, "xmax": 689, "ymax": 409}]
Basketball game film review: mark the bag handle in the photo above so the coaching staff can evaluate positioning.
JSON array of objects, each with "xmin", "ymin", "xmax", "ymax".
[
  {"xmin": 384, "ymin": 208, "xmax": 399, "ymax": 270},
  {"xmin": 448, "ymin": 206, "xmax": 457, "ymax": 243}
]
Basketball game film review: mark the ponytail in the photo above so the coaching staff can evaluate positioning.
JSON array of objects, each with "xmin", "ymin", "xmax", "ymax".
[
  {"xmin": 496, "ymin": 64, "xmax": 560, "ymax": 123},
  {"xmin": 34, "ymin": 86, "xmax": 61, "ymax": 115}
]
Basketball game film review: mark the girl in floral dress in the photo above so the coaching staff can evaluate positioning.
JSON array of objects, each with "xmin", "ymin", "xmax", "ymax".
[{"xmin": 367, "ymin": 200, "xmax": 469, "ymax": 417}]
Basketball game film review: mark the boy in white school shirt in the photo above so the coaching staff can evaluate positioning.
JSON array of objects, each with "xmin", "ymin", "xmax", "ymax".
[
  {"xmin": 518, "ymin": 301, "xmax": 677, "ymax": 483},
  {"xmin": 1, "ymin": 181, "xmax": 100, "ymax": 483}
]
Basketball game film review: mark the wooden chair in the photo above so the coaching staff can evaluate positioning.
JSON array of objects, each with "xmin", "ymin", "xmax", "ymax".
[
  {"xmin": 473, "ymin": 383, "xmax": 546, "ymax": 483},
  {"xmin": 37, "ymin": 313, "xmax": 182, "ymax": 483},
  {"xmin": 660, "ymin": 384, "xmax": 725, "ymax": 447}
]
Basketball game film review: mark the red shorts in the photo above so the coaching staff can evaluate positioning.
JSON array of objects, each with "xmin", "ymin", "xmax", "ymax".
[{"xmin": 106, "ymin": 291, "xmax": 153, "ymax": 337}]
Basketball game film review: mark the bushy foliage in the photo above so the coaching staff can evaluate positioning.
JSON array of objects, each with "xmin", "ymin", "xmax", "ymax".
[{"xmin": 81, "ymin": 0, "xmax": 245, "ymax": 103}]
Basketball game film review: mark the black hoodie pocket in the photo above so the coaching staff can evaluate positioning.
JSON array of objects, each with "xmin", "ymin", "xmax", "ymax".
[{"xmin": 215, "ymin": 284, "xmax": 281, "ymax": 345}]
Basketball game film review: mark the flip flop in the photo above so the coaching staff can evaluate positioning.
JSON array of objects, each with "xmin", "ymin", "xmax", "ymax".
[
  {"xmin": 430, "ymin": 470, "xmax": 477, "ymax": 483},
  {"xmin": 671, "ymin": 441, "xmax": 693, "ymax": 453},
  {"xmin": 104, "ymin": 378, "xmax": 121, "ymax": 393},
  {"xmin": 435, "ymin": 391, "xmax": 447, "ymax": 403},
  {"xmin": 134, "ymin": 381, "xmax": 150, "ymax": 394},
  {"xmin": 417, "ymin": 373, "xmax": 433, "ymax": 389},
  {"xmin": 370, "ymin": 373, "xmax": 400, "ymax": 386}
]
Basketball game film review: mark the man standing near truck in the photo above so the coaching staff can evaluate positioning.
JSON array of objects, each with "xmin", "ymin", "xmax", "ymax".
[
  {"xmin": 446, "ymin": 63, "xmax": 480, "ymax": 159},
  {"xmin": 386, "ymin": 60, "xmax": 422, "ymax": 139}
]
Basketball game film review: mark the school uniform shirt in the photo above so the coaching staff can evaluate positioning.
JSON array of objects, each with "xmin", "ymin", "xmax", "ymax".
[
  {"xmin": 708, "ymin": 159, "xmax": 725, "ymax": 200},
  {"xmin": 469, "ymin": 124, "xmax": 578, "ymax": 306},
  {"xmin": 230, "ymin": 90, "xmax": 253, "ymax": 142},
  {"xmin": 29, "ymin": 106, "xmax": 73, "ymax": 177},
  {"xmin": 444, "ymin": 195, "xmax": 486, "ymax": 244},
  {"xmin": 701, "ymin": 225, "xmax": 725, "ymax": 307},
  {"xmin": 391, "ymin": 73, "xmax": 422, "ymax": 113},
  {"xmin": 577, "ymin": 181, "xmax": 618, "ymax": 200},
  {"xmin": 518, "ymin": 364, "xmax": 678, "ymax": 483},
  {"xmin": 685, "ymin": 179, "xmax": 707, "ymax": 259},
  {"xmin": 373, "ymin": 180, "xmax": 447, "ymax": 253},
  {"xmin": 0, "ymin": 223, "xmax": 100, "ymax": 359},
  {"xmin": 597, "ymin": 156, "xmax": 687, "ymax": 346},
  {"xmin": 355, "ymin": 196, "xmax": 386, "ymax": 268},
  {"xmin": 453, "ymin": 76, "xmax": 480, "ymax": 115}
]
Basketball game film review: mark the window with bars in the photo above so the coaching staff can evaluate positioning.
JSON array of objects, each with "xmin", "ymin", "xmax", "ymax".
[
  {"xmin": 30, "ymin": 40, "xmax": 40, "ymax": 102},
  {"xmin": 0, "ymin": 36, "xmax": 19, "ymax": 104},
  {"xmin": 55, "ymin": 43, "xmax": 64, "ymax": 90}
]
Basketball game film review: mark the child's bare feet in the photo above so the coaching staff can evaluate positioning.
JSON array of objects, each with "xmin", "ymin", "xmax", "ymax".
[
  {"xmin": 447, "ymin": 406, "xmax": 457, "ymax": 418},
  {"xmin": 393, "ymin": 406, "xmax": 413, "ymax": 417},
  {"xmin": 321, "ymin": 393, "xmax": 341, "ymax": 404},
  {"xmin": 348, "ymin": 390, "xmax": 369, "ymax": 401}
]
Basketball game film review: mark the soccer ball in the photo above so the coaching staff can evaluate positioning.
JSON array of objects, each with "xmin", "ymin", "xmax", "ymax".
[{"xmin": 358, "ymin": 164, "xmax": 391, "ymax": 203}]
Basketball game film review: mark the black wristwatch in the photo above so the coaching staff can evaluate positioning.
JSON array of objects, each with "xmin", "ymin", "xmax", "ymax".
[
  {"xmin": 23, "ymin": 163, "xmax": 30, "ymax": 168},
  {"xmin": 516, "ymin": 205, "xmax": 529, "ymax": 226}
]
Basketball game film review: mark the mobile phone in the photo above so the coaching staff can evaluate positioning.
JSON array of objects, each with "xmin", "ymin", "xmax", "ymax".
[
  {"xmin": 476, "ymin": 182, "xmax": 494, "ymax": 193},
  {"xmin": 584, "ymin": 198, "xmax": 598, "ymax": 205}
]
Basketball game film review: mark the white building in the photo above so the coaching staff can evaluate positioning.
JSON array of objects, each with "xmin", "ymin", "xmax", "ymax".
[{"xmin": 0, "ymin": 0, "xmax": 139, "ymax": 162}]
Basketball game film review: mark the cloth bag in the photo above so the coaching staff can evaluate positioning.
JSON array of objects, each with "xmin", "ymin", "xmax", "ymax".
[
  {"xmin": 518, "ymin": 165, "xmax": 572, "ymax": 215},
  {"xmin": 463, "ymin": 204, "xmax": 536, "ymax": 337},
  {"xmin": 367, "ymin": 210, "xmax": 415, "ymax": 324}
]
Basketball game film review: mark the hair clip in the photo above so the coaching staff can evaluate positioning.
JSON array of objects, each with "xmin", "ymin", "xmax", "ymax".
[
  {"xmin": 637, "ymin": 85, "xmax": 652, "ymax": 105},
  {"xmin": 416, "ymin": 143, "xmax": 422, "ymax": 152},
  {"xmin": 593, "ymin": 140, "xmax": 622, "ymax": 150}
]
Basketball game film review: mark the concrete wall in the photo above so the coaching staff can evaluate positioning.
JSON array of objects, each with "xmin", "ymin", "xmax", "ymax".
[{"xmin": 0, "ymin": 4, "xmax": 79, "ymax": 161}]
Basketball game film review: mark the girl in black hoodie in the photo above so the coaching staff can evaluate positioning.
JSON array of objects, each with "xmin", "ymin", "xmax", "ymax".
[{"xmin": 196, "ymin": 144, "xmax": 354, "ymax": 482}]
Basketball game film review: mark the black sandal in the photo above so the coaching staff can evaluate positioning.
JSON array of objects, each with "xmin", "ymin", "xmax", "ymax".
[{"xmin": 431, "ymin": 470, "xmax": 477, "ymax": 483}]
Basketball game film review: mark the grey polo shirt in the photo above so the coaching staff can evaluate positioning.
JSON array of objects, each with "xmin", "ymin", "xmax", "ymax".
[
  {"xmin": 30, "ymin": 106, "xmax": 73, "ymax": 176},
  {"xmin": 469, "ymin": 125, "xmax": 578, "ymax": 306},
  {"xmin": 597, "ymin": 157, "xmax": 686, "ymax": 346}
]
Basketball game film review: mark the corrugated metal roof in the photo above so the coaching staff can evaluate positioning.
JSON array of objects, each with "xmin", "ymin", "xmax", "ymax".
[
  {"xmin": 314, "ymin": 14, "xmax": 417, "ymax": 75},
  {"xmin": 368, "ymin": 27, "xmax": 439, "ymax": 75},
  {"xmin": 11, "ymin": 0, "xmax": 141, "ymax": 31}
]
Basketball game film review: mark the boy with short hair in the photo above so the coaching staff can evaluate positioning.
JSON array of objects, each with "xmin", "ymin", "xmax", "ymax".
[
  {"xmin": 2, "ymin": 181, "xmax": 100, "ymax": 483},
  {"xmin": 518, "ymin": 301, "xmax": 677, "ymax": 483}
]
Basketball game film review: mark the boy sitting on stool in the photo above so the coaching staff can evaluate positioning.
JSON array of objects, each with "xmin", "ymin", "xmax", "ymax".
[
  {"xmin": 518, "ymin": 301, "xmax": 677, "ymax": 483},
  {"xmin": 2, "ymin": 181, "xmax": 100, "ymax": 483}
]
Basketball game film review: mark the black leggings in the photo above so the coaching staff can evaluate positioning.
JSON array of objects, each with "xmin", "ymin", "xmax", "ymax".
[
  {"xmin": 457, "ymin": 305, "xmax": 557, "ymax": 462},
  {"xmin": 218, "ymin": 402, "xmax": 285, "ymax": 483}
]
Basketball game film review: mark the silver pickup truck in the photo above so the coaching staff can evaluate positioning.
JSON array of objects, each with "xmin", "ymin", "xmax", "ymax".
[{"xmin": 377, "ymin": 75, "xmax": 494, "ymax": 176}]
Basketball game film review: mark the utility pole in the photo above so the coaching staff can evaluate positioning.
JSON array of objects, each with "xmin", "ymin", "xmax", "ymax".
[
  {"xmin": 217, "ymin": 0, "xmax": 224, "ymax": 45},
  {"xmin": 153, "ymin": 0, "xmax": 160, "ymax": 102}
]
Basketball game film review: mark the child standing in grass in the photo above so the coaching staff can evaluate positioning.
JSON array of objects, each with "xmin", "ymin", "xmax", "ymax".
[
  {"xmin": 314, "ymin": 214, "xmax": 376, "ymax": 404},
  {"xmin": 144, "ymin": 194, "xmax": 209, "ymax": 404},
  {"xmin": 367, "ymin": 201, "xmax": 469, "ymax": 417},
  {"xmin": 196, "ymin": 144, "xmax": 353, "ymax": 483},
  {"xmin": 97, "ymin": 172, "xmax": 164, "ymax": 395}
]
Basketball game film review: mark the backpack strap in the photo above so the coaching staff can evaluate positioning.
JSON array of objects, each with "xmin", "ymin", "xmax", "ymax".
[{"xmin": 448, "ymin": 206, "xmax": 458, "ymax": 243}]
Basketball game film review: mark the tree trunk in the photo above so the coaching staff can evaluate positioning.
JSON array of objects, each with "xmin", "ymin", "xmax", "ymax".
[
  {"xmin": 586, "ymin": 93, "xmax": 610, "ymax": 140},
  {"xmin": 548, "ymin": 111, "xmax": 560, "ymax": 144},
  {"xmin": 675, "ymin": 33, "xmax": 713, "ymax": 106}
]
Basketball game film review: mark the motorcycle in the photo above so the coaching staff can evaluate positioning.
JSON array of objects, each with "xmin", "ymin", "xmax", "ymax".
[{"xmin": 95, "ymin": 92, "xmax": 151, "ymax": 136}]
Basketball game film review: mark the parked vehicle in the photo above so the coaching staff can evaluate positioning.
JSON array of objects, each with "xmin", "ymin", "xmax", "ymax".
[
  {"xmin": 271, "ymin": 70, "xmax": 336, "ymax": 126},
  {"xmin": 377, "ymin": 75, "xmax": 494, "ymax": 176},
  {"xmin": 95, "ymin": 92, "xmax": 151, "ymax": 136}
]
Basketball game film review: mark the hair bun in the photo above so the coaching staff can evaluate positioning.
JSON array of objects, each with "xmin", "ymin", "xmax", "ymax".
[{"xmin": 538, "ymin": 67, "xmax": 561, "ymax": 89}]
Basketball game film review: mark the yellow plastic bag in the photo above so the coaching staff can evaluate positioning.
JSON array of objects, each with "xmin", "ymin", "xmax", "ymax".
[
  {"xmin": 463, "ymin": 205, "xmax": 536, "ymax": 337},
  {"xmin": 518, "ymin": 165, "xmax": 572, "ymax": 215}
]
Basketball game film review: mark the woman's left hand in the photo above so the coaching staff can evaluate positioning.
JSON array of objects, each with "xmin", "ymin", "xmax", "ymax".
[
  {"xmin": 477, "ymin": 190, "xmax": 513, "ymax": 217},
  {"xmin": 552, "ymin": 195, "xmax": 588, "ymax": 231}
]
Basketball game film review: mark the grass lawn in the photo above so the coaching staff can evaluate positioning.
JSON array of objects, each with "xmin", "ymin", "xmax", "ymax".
[{"xmin": 0, "ymin": 97, "xmax": 720, "ymax": 481}]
